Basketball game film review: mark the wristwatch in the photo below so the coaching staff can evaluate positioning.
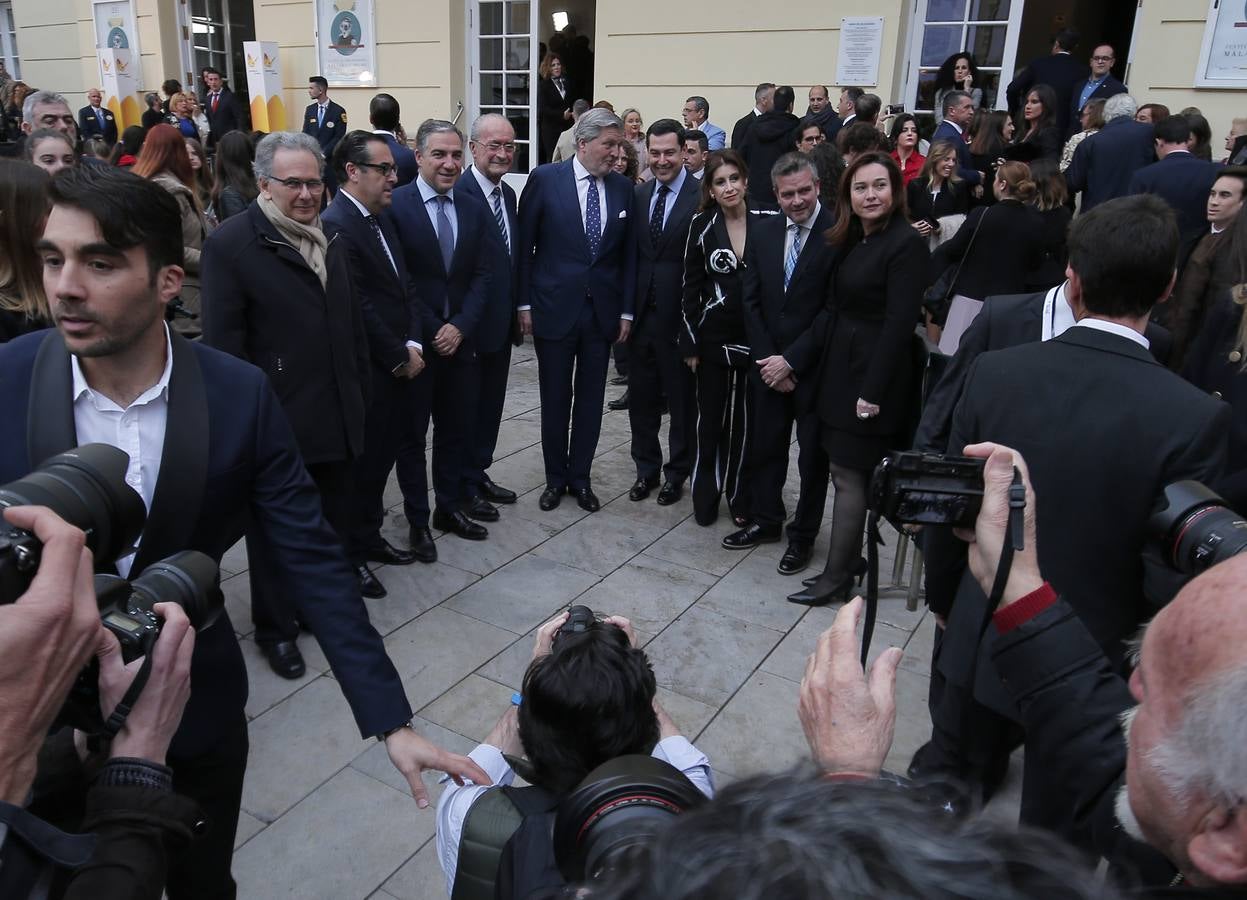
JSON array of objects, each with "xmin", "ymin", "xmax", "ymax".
[{"xmin": 377, "ymin": 719, "xmax": 415, "ymax": 743}]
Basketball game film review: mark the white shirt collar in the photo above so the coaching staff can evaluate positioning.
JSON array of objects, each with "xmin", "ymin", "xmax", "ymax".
[
  {"xmin": 71, "ymin": 323, "xmax": 174, "ymax": 407},
  {"xmin": 656, "ymin": 166, "xmax": 688, "ymax": 197},
  {"xmin": 1041, "ymin": 282, "xmax": 1077, "ymax": 341},
  {"xmin": 945, "ymin": 118, "xmax": 964, "ymax": 135},
  {"xmin": 469, "ymin": 163, "xmax": 502, "ymax": 198},
  {"xmin": 416, "ymin": 174, "xmax": 453, "ymax": 204},
  {"xmin": 787, "ymin": 200, "xmax": 822, "ymax": 231},
  {"xmin": 572, "ymin": 155, "xmax": 593, "ymax": 182},
  {"xmin": 1212, "ymin": 223, "xmax": 1226, "ymax": 235},
  {"xmin": 339, "ymin": 187, "xmax": 374, "ymax": 218},
  {"xmin": 372, "ymin": 129, "xmax": 397, "ymax": 139},
  {"xmin": 753, "ymin": 107, "xmax": 762, "ymax": 117},
  {"xmin": 1072, "ymin": 317, "xmax": 1150, "ymax": 349}
]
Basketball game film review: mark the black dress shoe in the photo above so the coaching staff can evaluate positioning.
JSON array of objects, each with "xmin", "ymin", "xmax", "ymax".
[
  {"xmin": 572, "ymin": 487, "xmax": 600, "ymax": 512},
  {"xmin": 656, "ymin": 481, "xmax": 683, "ymax": 506},
  {"xmin": 432, "ymin": 508, "xmax": 489, "ymax": 540},
  {"xmin": 262, "ymin": 640, "xmax": 306, "ymax": 680},
  {"xmin": 465, "ymin": 495, "xmax": 501, "ymax": 522},
  {"xmin": 607, "ymin": 390, "xmax": 630, "ymax": 411},
  {"xmin": 778, "ymin": 541, "xmax": 812, "ymax": 576},
  {"xmin": 365, "ymin": 539, "xmax": 418, "ymax": 566},
  {"xmin": 357, "ymin": 564, "xmax": 387, "ymax": 599},
  {"xmin": 629, "ymin": 477, "xmax": 658, "ymax": 501},
  {"xmin": 539, "ymin": 485, "xmax": 565, "ymax": 511},
  {"xmin": 610, "ymin": 374, "xmax": 629, "ymax": 386},
  {"xmin": 480, "ymin": 478, "xmax": 517, "ymax": 504},
  {"xmin": 408, "ymin": 526, "xmax": 437, "ymax": 564},
  {"xmin": 721, "ymin": 522, "xmax": 782, "ymax": 549}
]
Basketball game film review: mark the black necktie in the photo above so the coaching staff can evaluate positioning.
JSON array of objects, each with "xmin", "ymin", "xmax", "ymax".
[
  {"xmin": 365, "ymin": 215, "xmax": 397, "ymax": 275},
  {"xmin": 650, "ymin": 183, "xmax": 670, "ymax": 245}
]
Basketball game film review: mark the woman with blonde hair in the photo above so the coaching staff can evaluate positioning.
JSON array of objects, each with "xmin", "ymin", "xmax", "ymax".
[
  {"xmin": 906, "ymin": 140, "xmax": 969, "ymax": 247},
  {"xmin": 166, "ymin": 91, "xmax": 199, "ymax": 139},
  {"xmin": 0, "ymin": 160, "xmax": 52, "ymax": 341}
]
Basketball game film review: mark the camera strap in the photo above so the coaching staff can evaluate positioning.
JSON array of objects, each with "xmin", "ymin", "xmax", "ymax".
[
  {"xmin": 862, "ymin": 511, "xmax": 884, "ymax": 668},
  {"xmin": 98, "ymin": 642, "xmax": 156, "ymax": 742}
]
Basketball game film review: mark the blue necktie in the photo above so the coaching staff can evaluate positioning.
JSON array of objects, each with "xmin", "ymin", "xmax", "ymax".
[
  {"xmin": 784, "ymin": 223, "xmax": 802, "ymax": 290},
  {"xmin": 585, "ymin": 175, "xmax": 602, "ymax": 259},
  {"xmin": 95, "ymin": 108, "xmax": 105, "ymax": 130},
  {"xmin": 435, "ymin": 196, "xmax": 454, "ymax": 317},
  {"xmin": 317, "ymin": 105, "xmax": 325, "ymax": 129}
]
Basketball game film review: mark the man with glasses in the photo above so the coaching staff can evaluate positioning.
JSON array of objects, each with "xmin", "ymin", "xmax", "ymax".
[
  {"xmin": 1070, "ymin": 44, "xmax": 1125, "ymax": 137},
  {"xmin": 201, "ymin": 131, "xmax": 370, "ymax": 680}
]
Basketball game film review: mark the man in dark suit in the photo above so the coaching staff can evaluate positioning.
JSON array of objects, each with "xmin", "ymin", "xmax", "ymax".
[
  {"xmin": 321, "ymin": 131, "xmax": 425, "ymax": 592},
  {"xmin": 10, "ymin": 165, "xmax": 485, "ymax": 900},
  {"xmin": 389, "ymin": 119, "xmax": 494, "ymax": 542},
  {"xmin": 731, "ymin": 83, "xmax": 774, "ymax": 149},
  {"xmin": 202, "ymin": 67, "xmax": 241, "ymax": 149},
  {"xmin": 1066, "ymin": 94, "xmax": 1155, "ymax": 213},
  {"xmin": 370, "ymin": 92, "xmax": 417, "ymax": 187},
  {"xmin": 931, "ymin": 90, "xmax": 981, "ymax": 187},
  {"xmin": 916, "ymin": 195, "xmax": 1229, "ymax": 839},
  {"xmin": 457, "ymin": 113, "xmax": 521, "ymax": 513},
  {"xmin": 803, "ymin": 84, "xmax": 841, "ymax": 143},
  {"xmin": 1069, "ymin": 43, "xmax": 1128, "ymax": 137},
  {"xmin": 77, "ymin": 88, "xmax": 117, "ymax": 145},
  {"xmin": 728, "ymin": 152, "xmax": 833, "ymax": 575},
  {"xmin": 739, "ymin": 85, "xmax": 800, "ymax": 209},
  {"xmin": 1006, "ymin": 28, "xmax": 1088, "ymax": 135},
  {"xmin": 627, "ymin": 119, "xmax": 700, "ymax": 505},
  {"xmin": 1128, "ymin": 115, "xmax": 1223, "ymax": 240},
  {"xmin": 302, "ymin": 75, "xmax": 347, "ymax": 195},
  {"xmin": 517, "ymin": 108, "xmax": 637, "ymax": 512}
]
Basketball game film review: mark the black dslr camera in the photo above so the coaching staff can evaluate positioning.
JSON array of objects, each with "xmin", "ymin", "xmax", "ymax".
[
  {"xmin": 1149, "ymin": 481, "xmax": 1247, "ymax": 576},
  {"xmin": 870, "ymin": 451, "xmax": 987, "ymax": 529},
  {"xmin": 555, "ymin": 604, "xmax": 600, "ymax": 644},
  {"xmin": 0, "ymin": 444, "xmax": 222, "ymax": 732}
]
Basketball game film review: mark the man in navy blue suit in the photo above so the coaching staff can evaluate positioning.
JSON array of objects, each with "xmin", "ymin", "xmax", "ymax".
[
  {"xmin": 456, "ymin": 113, "xmax": 521, "ymax": 514},
  {"xmin": 1128, "ymin": 115, "xmax": 1223, "ymax": 240},
  {"xmin": 370, "ymin": 92, "xmax": 417, "ymax": 187},
  {"xmin": 627, "ymin": 118, "xmax": 701, "ymax": 506},
  {"xmin": 1066, "ymin": 94, "xmax": 1156, "ymax": 213},
  {"xmin": 932, "ymin": 91, "xmax": 981, "ymax": 188},
  {"xmin": 302, "ymin": 76, "xmax": 347, "ymax": 195},
  {"xmin": 1069, "ymin": 44, "xmax": 1127, "ymax": 138},
  {"xmin": 517, "ymin": 108, "xmax": 637, "ymax": 512},
  {"xmin": 322, "ymin": 130, "xmax": 427, "ymax": 589},
  {"xmin": 4, "ymin": 165, "xmax": 486, "ymax": 899},
  {"xmin": 390, "ymin": 119, "xmax": 494, "ymax": 542}
]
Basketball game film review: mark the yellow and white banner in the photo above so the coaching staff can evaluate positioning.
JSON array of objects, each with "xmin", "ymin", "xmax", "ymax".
[
  {"xmin": 244, "ymin": 41, "xmax": 288, "ymax": 132},
  {"xmin": 97, "ymin": 49, "xmax": 140, "ymax": 128}
]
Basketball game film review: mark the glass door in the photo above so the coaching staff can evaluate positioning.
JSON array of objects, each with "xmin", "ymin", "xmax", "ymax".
[
  {"xmin": 0, "ymin": 1, "xmax": 20, "ymax": 81},
  {"xmin": 190, "ymin": 0, "xmax": 233, "ymax": 87},
  {"xmin": 469, "ymin": 0, "xmax": 537, "ymax": 172},
  {"xmin": 904, "ymin": 0, "xmax": 1024, "ymax": 122}
]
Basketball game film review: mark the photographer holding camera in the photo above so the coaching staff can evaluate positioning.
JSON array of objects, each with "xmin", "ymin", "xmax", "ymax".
[
  {"xmin": 0, "ymin": 505, "xmax": 197, "ymax": 899},
  {"xmin": 436, "ymin": 608, "xmax": 713, "ymax": 898}
]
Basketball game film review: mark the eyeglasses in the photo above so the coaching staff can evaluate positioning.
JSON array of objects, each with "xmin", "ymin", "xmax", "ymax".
[
  {"xmin": 355, "ymin": 161, "xmax": 397, "ymax": 176},
  {"xmin": 481, "ymin": 141, "xmax": 517, "ymax": 153},
  {"xmin": 273, "ymin": 177, "xmax": 325, "ymax": 193},
  {"xmin": 1091, "ymin": 55, "xmax": 1114, "ymax": 62}
]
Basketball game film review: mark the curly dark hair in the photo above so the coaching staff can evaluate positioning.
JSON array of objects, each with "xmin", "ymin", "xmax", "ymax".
[{"xmin": 933, "ymin": 52, "xmax": 982, "ymax": 93}]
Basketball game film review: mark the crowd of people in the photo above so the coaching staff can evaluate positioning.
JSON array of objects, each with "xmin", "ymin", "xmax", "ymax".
[{"xmin": 1, "ymin": 20, "xmax": 1246, "ymax": 900}]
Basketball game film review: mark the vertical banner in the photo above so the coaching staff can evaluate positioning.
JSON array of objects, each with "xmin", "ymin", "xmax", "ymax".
[
  {"xmin": 92, "ymin": 0, "xmax": 140, "ymax": 56},
  {"xmin": 97, "ymin": 50, "xmax": 140, "ymax": 127},
  {"xmin": 244, "ymin": 41, "xmax": 287, "ymax": 132},
  {"xmin": 315, "ymin": 0, "xmax": 377, "ymax": 87}
]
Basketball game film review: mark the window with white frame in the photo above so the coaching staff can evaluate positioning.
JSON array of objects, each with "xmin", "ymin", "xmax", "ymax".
[
  {"xmin": 191, "ymin": 0, "xmax": 232, "ymax": 87},
  {"xmin": 907, "ymin": 0, "xmax": 1021, "ymax": 121},
  {"xmin": 0, "ymin": 1, "xmax": 20, "ymax": 82},
  {"xmin": 474, "ymin": 0, "xmax": 534, "ymax": 172}
]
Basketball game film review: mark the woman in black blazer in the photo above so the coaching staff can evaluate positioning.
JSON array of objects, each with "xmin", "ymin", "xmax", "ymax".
[
  {"xmin": 932, "ymin": 161, "xmax": 1044, "ymax": 301},
  {"xmin": 1010, "ymin": 83, "xmax": 1063, "ymax": 162},
  {"xmin": 906, "ymin": 140, "xmax": 971, "ymax": 242},
  {"xmin": 1027, "ymin": 158, "xmax": 1073, "ymax": 291},
  {"xmin": 537, "ymin": 53, "xmax": 574, "ymax": 164},
  {"xmin": 1183, "ymin": 291, "xmax": 1247, "ymax": 511},
  {"xmin": 681, "ymin": 150, "xmax": 776, "ymax": 527},
  {"xmin": 788, "ymin": 152, "xmax": 930, "ymax": 606}
]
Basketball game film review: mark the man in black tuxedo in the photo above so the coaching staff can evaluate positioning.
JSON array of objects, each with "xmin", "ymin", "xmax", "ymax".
[
  {"xmin": 915, "ymin": 195, "xmax": 1230, "ymax": 839},
  {"xmin": 730, "ymin": 82, "xmax": 773, "ymax": 149},
  {"xmin": 1068, "ymin": 44, "xmax": 1128, "ymax": 137},
  {"xmin": 457, "ymin": 113, "xmax": 521, "ymax": 514},
  {"xmin": 8, "ymin": 165, "xmax": 486, "ymax": 900},
  {"xmin": 321, "ymin": 131, "xmax": 425, "ymax": 593},
  {"xmin": 1066, "ymin": 94, "xmax": 1155, "ymax": 213},
  {"xmin": 202, "ymin": 67, "xmax": 241, "ymax": 149},
  {"xmin": 1128, "ymin": 115, "xmax": 1223, "ymax": 240},
  {"xmin": 77, "ymin": 88, "xmax": 117, "ymax": 145},
  {"xmin": 1005, "ymin": 28, "xmax": 1088, "ymax": 135},
  {"xmin": 389, "ymin": 119, "xmax": 494, "ymax": 543},
  {"xmin": 370, "ymin": 92, "xmax": 417, "ymax": 187},
  {"xmin": 302, "ymin": 75, "xmax": 348, "ymax": 195},
  {"xmin": 627, "ymin": 119, "xmax": 701, "ymax": 505},
  {"xmin": 728, "ymin": 152, "xmax": 833, "ymax": 575}
]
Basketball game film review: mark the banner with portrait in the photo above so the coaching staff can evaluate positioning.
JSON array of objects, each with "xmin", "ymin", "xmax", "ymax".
[
  {"xmin": 92, "ymin": 0, "xmax": 140, "ymax": 57},
  {"xmin": 315, "ymin": 0, "xmax": 377, "ymax": 87},
  {"xmin": 1195, "ymin": 0, "xmax": 1247, "ymax": 87}
]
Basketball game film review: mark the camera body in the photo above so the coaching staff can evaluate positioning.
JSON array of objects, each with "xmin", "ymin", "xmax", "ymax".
[
  {"xmin": 556, "ymin": 605, "xmax": 600, "ymax": 644},
  {"xmin": 885, "ymin": 103, "xmax": 905, "ymax": 116},
  {"xmin": 869, "ymin": 451, "xmax": 986, "ymax": 528}
]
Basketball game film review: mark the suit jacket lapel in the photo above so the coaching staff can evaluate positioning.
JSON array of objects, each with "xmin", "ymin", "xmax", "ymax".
[
  {"xmin": 557, "ymin": 162, "xmax": 593, "ymax": 259},
  {"xmin": 405, "ymin": 188, "xmax": 448, "ymax": 278},
  {"xmin": 656, "ymin": 177, "xmax": 698, "ymax": 253},
  {"xmin": 27, "ymin": 331, "xmax": 77, "ymax": 466},
  {"xmin": 787, "ymin": 207, "xmax": 831, "ymax": 292}
]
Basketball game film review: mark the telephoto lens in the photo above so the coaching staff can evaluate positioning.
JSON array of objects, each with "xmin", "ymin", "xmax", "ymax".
[
  {"xmin": 1149, "ymin": 481, "xmax": 1247, "ymax": 575},
  {"xmin": 128, "ymin": 550, "xmax": 224, "ymax": 632}
]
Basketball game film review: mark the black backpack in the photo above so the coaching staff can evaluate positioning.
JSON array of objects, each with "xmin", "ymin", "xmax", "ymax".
[{"xmin": 452, "ymin": 784, "xmax": 565, "ymax": 900}]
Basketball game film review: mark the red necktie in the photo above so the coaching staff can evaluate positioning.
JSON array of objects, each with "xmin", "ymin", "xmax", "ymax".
[{"xmin": 211, "ymin": 93, "xmax": 219, "ymax": 113}]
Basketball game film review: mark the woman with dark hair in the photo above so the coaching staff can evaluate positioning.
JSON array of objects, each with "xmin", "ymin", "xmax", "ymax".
[
  {"xmin": 1183, "ymin": 110, "xmax": 1214, "ymax": 161},
  {"xmin": 1061, "ymin": 98, "xmax": 1105, "ymax": 172},
  {"xmin": 1012, "ymin": 84, "xmax": 1062, "ymax": 161},
  {"xmin": 681, "ymin": 150, "xmax": 773, "ymax": 527},
  {"xmin": 968, "ymin": 109, "xmax": 1014, "ymax": 189},
  {"xmin": 1, "ymin": 81, "xmax": 31, "ymax": 141},
  {"xmin": 932, "ymin": 53, "xmax": 983, "ymax": 125},
  {"xmin": 210, "ymin": 130, "xmax": 258, "ymax": 221},
  {"xmin": 808, "ymin": 142, "xmax": 844, "ymax": 208},
  {"xmin": 889, "ymin": 113, "xmax": 924, "ymax": 186},
  {"xmin": 0, "ymin": 160, "xmax": 52, "ymax": 341},
  {"xmin": 1135, "ymin": 103, "xmax": 1170, "ymax": 126},
  {"xmin": 787, "ymin": 152, "xmax": 929, "ymax": 606},
  {"xmin": 109, "ymin": 125, "xmax": 145, "ymax": 168},
  {"xmin": 906, "ymin": 140, "xmax": 970, "ymax": 247},
  {"xmin": 185, "ymin": 137, "xmax": 214, "ymax": 212},
  {"xmin": 134, "ymin": 124, "xmax": 210, "ymax": 336},
  {"xmin": 613, "ymin": 138, "xmax": 641, "ymax": 183},
  {"xmin": 1028, "ymin": 158, "xmax": 1072, "ymax": 291},
  {"xmin": 537, "ymin": 53, "xmax": 574, "ymax": 164}
]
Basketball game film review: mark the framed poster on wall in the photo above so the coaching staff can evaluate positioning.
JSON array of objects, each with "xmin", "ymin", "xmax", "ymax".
[
  {"xmin": 315, "ymin": 0, "xmax": 376, "ymax": 87},
  {"xmin": 1196, "ymin": 0, "xmax": 1247, "ymax": 87}
]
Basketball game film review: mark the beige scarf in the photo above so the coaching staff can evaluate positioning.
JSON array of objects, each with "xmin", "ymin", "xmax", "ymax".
[{"xmin": 257, "ymin": 193, "xmax": 328, "ymax": 288}]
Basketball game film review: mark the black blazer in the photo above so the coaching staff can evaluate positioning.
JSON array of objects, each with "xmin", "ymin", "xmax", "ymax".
[
  {"xmin": 739, "ymin": 111, "xmax": 801, "ymax": 206},
  {"xmin": 1068, "ymin": 75, "xmax": 1127, "ymax": 135},
  {"xmin": 204, "ymin": 87, "xmax": 242, "ymax": 146},
  {"xmin": 940, "ymin": 326, "xmax": 1229, "ymax": 711},
  {"xmin": 321, "ymin": 189, "xmax": 422, "ymax": 374},
  {"xmin": 388, "ymin": 178, "xmax": 493, "ymax": 346},
  {"xmin": 1182, "ymin": 294, "xmax": 1247, "ymax": 512},
  {"xmin": 631, "ymin": 173, "xmax": 701, "ymax": 336},
  {"xmin": 301, "ymin": 100, "xmax": 348, "ymax": 160},
  {"xmin": 914, "ymin": 288, "xmax": 1175, "ymax": 454},
  {"xmin": 377, "ymin": 133, "xmax": 417, "ymax": 188},
  {"xmin": 1065, "ymin": 117, "xmax": 1156, "ymax": 212},
  {"xmin": 1010, "ymin": 125, "xmax": 1063, "ymax": 162},
  {"xmin": 537, "ymin": 76, "xmax": 574, "ymax": 159},
  {"xmin": 933, "ymin": 200, "xmax": 1045, "ymax": 300},
  {"xmin": 1128, "ymin": 152, "xmax": 1224, "ymax": 240},
  {"xmin": 199, "ymin": 202, "xmax": 369, "ymax": 464},
  {"xmin": 1005, "ymin": 52, "xmax": 1089, "ymax": 135},
  {"xmin": 906, "ymin": 177, "xmax": 970, "ymax": 230},
  {"xmin": 0, "ymin": 330, "xmax": 412, "ymax": 753},
  {"xmin": 455, "ymin": 168, "xmax": 520, "ymax": 353},
  {"xmin": 77, "ymin": 104, "xmax": 117, "ymax": 144}
]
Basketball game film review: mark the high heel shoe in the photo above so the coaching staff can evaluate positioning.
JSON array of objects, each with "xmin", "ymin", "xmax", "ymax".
[
  {"xmin": 801, "ymin": 557, "xmax": 867, "ymax": 589},
  {"xmin": 786, "ymin": 574, "xmax": 854, "ymax": 607}
]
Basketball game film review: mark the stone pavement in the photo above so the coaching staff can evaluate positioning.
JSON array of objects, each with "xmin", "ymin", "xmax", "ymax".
[{"xmin": 221, "ymin": 341, "xmax": 939, "ymax": 900}]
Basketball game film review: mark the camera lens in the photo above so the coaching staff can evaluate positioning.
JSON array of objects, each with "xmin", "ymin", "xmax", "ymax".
[
  {"xmin": 128, "ymin": 550, "xmax": 223, "ymax": 630},
  {"xmin": 0, "ymin": 444, "xmax": 146, "ymax": 563},
  {"xmin": 1149, "ymin": 481, "xmax": 1247, "ymax": 575}
]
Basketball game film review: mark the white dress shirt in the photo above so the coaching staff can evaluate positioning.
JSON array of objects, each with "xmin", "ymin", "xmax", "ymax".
[
  {"xmin": 435, "ymin": 735, "xmax": 714, "ymax": 896},
  {"xmin": 571, "ymin": 155, "xmax": 608, "ymax": 237},
  {"xmin": 468, "ymin": 164, "xmax": 512, "ymax": 249},
  {"xmin": 1040, "ymin": 282, "xmax": 1078, "ymax": 342},
  {"xmin": 692, "ymin": 168, "xmax": 704, "ymax": 180},
  {"xmin": 415, "ymin": 175, "xmax": 458, "ymax": 246},
  {"xmin": 71, "ymin": 324, "xmax": 174, "ymax": 577},
  {"xmin": 1072, "ymin": 317, "xmax": 1150, "ymax": 349},
  {"xmin": 783, "ymin": 200, "xmax": 822, "ymax": 266}
]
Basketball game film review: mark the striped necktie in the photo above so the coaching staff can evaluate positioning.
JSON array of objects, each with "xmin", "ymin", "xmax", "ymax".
[
  {"xmin": 784, "ymin": 223, "xmax": 802, "ymax": 290},
  {"xmin": 490, "ymin": 185, "xmax": 510, "ymax": 253}
]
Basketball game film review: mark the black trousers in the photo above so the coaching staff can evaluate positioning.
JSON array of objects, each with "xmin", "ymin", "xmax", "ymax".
[
  {"xmin": 466, "ymin": 342, "xmax": 512, "ymax": 490},
  {"xmin": 747, "ymin": 380, "xmax": 828, "ymax": 544},
  {"xmin": 690, "ymin": 348, "xmax": 752, "ymax": 525},
  {"xmin": 612, "ymin": 341, "xmax": 629, "ymax": 377},
  {"xmin": 348, "ymin": 366, "xmax": 419, "ymax": 560},
  {"xmin": 628, "ymin": 315, "xmax": 695, "ymax": 485},
  {"xmin": 396, "ymin": 371, "xmax": 432, "ymax": 528},
  {"xmin": 249, "ymin": 458, "xmax": 353, "ymax": 645}
]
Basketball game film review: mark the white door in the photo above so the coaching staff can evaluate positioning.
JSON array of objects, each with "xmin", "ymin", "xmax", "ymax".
[
  {"xmin": 904, "ymin": 0, "xmax": 1025, "ymax": 121},
  {"xmin": 468, "ymin": 0, "xmax": 538, "ymax": 173}
]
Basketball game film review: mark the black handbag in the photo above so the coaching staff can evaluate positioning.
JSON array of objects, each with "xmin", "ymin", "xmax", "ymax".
[{"xmin": 921, "ymin": 207, "xmax": 990, "ymax": 325}]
